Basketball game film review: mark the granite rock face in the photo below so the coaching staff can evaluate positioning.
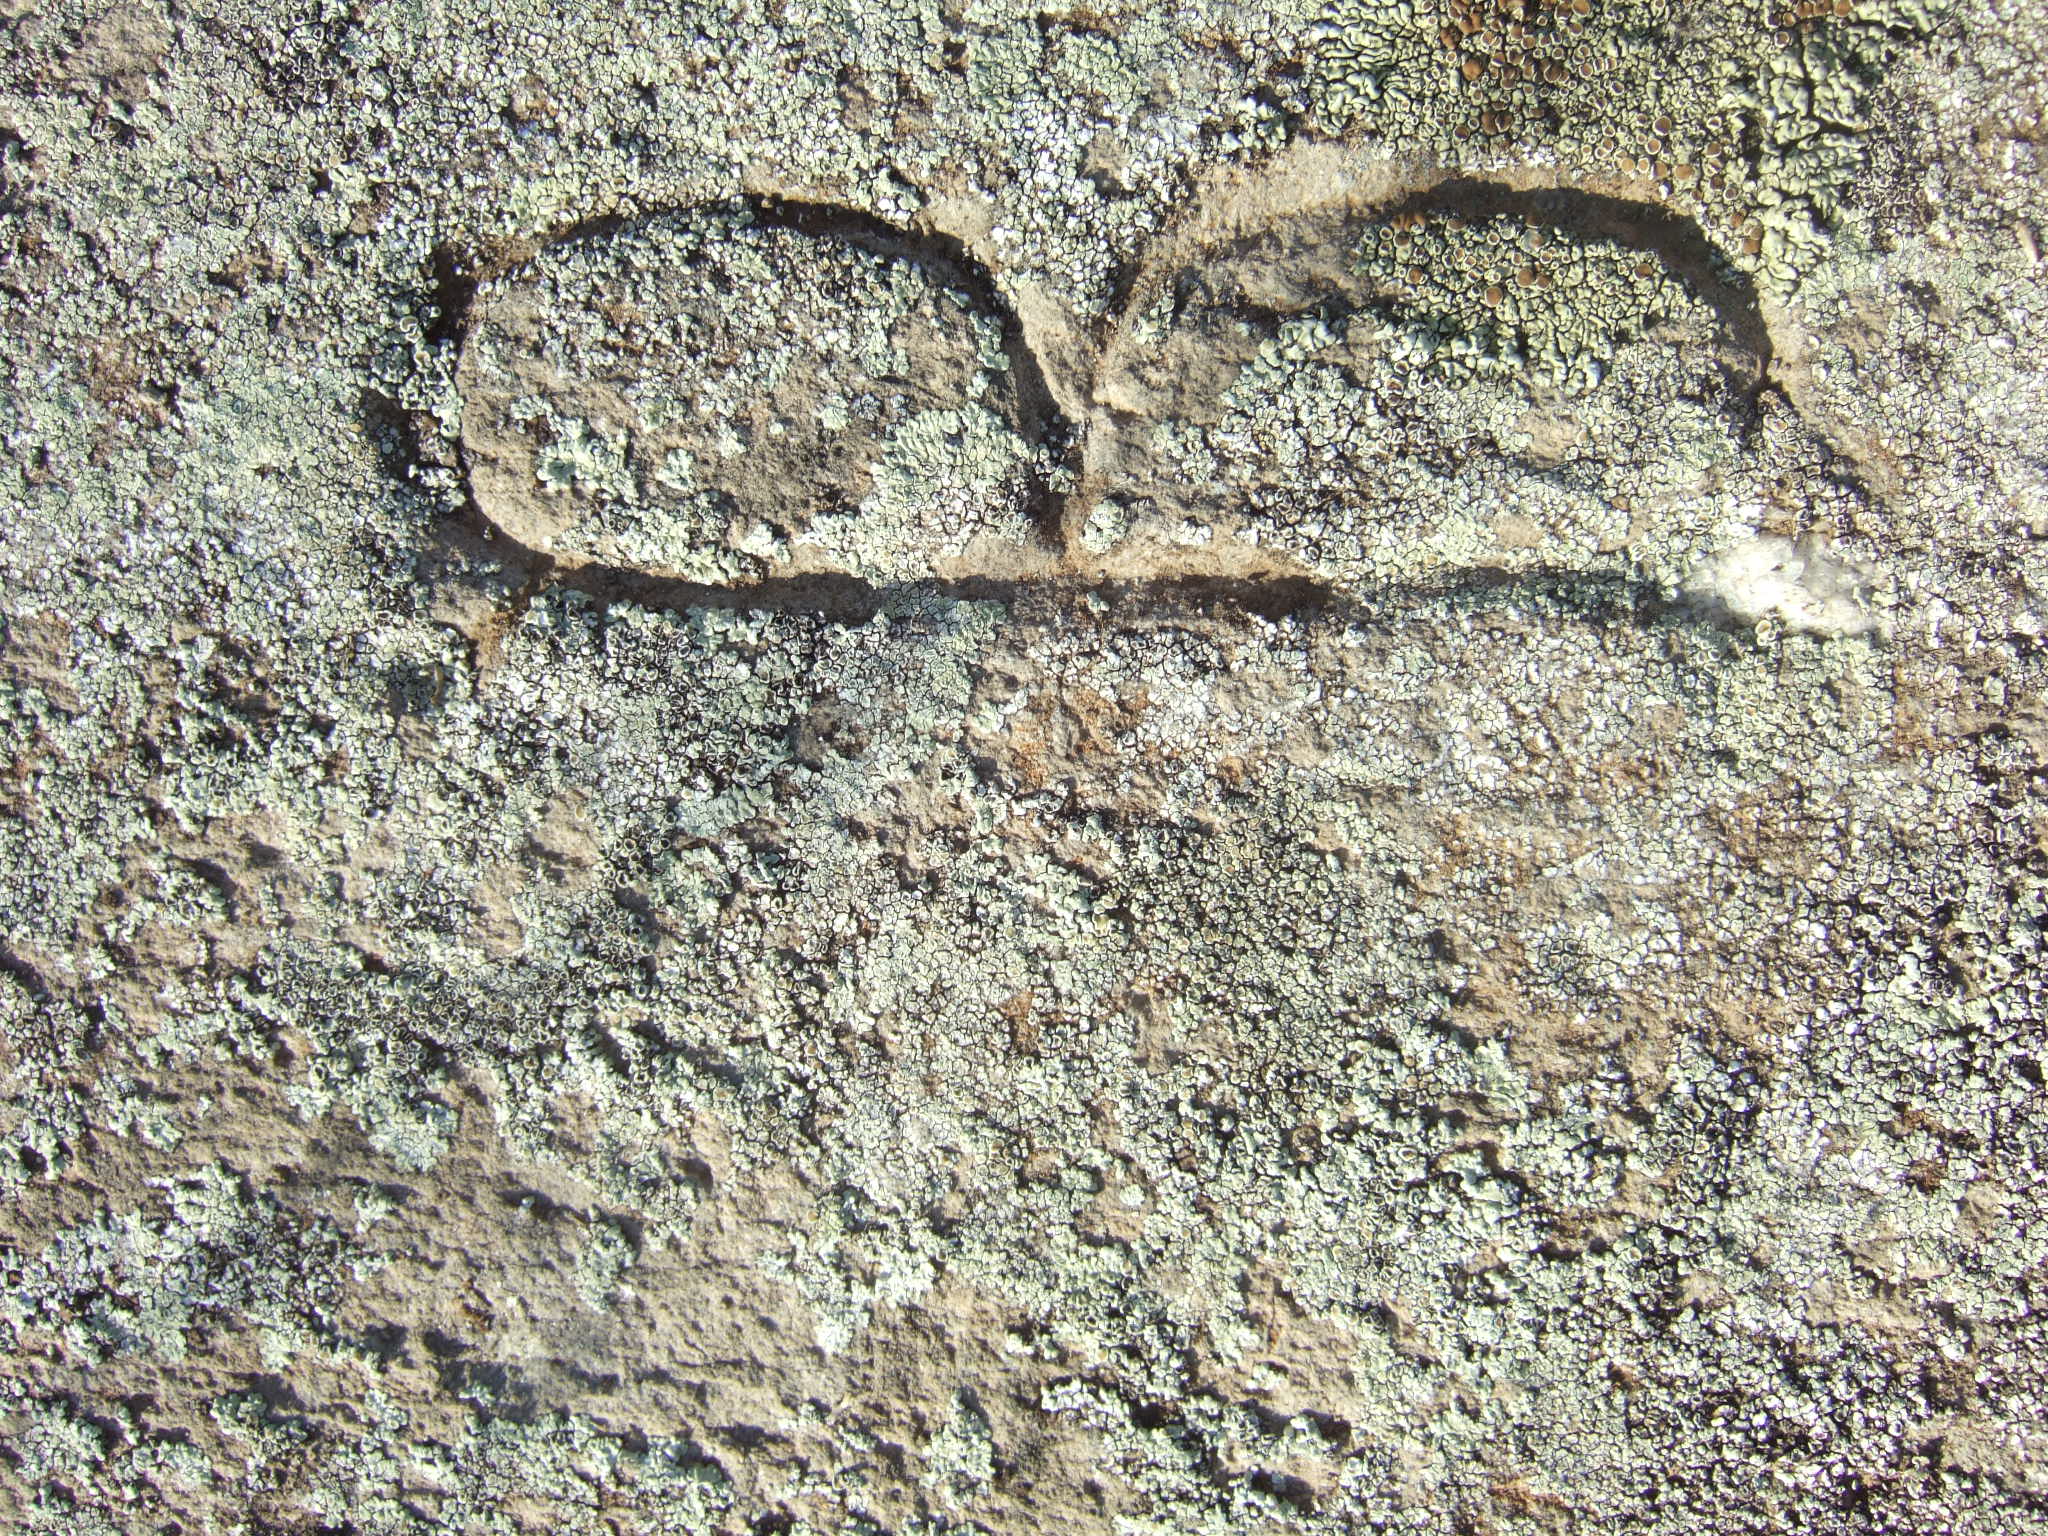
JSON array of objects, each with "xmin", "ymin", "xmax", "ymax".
[{"xmin": 1, "ymin": 1, "xmax": 2046, "ymax": 1532}]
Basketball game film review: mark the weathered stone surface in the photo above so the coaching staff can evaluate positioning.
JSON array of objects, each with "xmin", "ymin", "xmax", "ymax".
[{"xmin": 1, "ymin": 1, "xmax": 2045, "ymax": 1532}]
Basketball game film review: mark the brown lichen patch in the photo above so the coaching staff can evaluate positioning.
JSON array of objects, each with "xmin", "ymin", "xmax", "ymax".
[
  {"xmin": 0, "ymin": 610, "xmax": 78, "ymax": 714},
  {"xmin": 61, "ymin": 2, "xmax": 172, "ymax": 106},
  {"xmin": 967, "ymin": 657, "xmax": 1170, "ymax": 815}
]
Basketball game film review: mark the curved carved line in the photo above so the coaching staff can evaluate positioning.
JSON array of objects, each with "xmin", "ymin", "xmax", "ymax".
[
  {"xmin": 399, "ymin": 167, "xmax": 1865, "ymax": 638},
  {"xmin": 1097, "ymin": 162, "xmax": 1771, "ymax": 401},
  {"xmin": 429, "ymin": 193, "xmax": 1078, "ymax": 560},
  {"xmin": 1380, "ymin": 177, "xmax": 1773, "ymax": 383},
  {"xmin": 1090, "ymin": 148, "xmax": 1900, "ymax": 510}
]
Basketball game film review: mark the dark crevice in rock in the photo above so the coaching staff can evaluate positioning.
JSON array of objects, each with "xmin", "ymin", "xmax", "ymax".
[
  {"xmin": 423, "ymin": 240, "xmax": 482, "ymax": 350},
  {"xmin": 357, "ymin": 386, "xmax": 431, "ymax": 491}
]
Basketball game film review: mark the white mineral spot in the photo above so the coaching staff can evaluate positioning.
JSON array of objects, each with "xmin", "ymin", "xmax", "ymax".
[{"xmin": 1684, "ymin": 534, "xmax": 1881, "ymax": 638}]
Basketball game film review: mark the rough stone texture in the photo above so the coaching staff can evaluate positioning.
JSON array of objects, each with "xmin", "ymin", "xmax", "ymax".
[{"xmin": 0, "ymin": 1, "xmax": 2045, "ymax": 1532}]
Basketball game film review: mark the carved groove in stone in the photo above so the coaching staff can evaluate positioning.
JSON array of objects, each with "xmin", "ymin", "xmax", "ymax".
[{"xmin": 425, "ymin": 174, "xmax": 1876, "ymax": 636}]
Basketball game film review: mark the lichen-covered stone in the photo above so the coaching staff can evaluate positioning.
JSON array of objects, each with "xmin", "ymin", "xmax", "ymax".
[
  {"xmin": 1310, "ymin": 0, "xmax": 1943, "ymax": 292},
  {"xmin": 460, "ymin": 205, "xmax": 1054, "ymax": 582},
  {"xmin": 0, "ymin": 0, "xmax": 2044, "ymax": 1531}
]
